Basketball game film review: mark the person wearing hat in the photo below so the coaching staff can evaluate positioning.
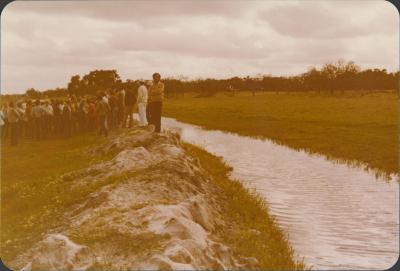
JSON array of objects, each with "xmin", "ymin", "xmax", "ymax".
[
  {"xmin": 148, "ymin": 72, "xmax": 164, "ymax": 133},
  {"xmin": 137, "ymin": 80, "xmax": 148, "ymax": 127}
]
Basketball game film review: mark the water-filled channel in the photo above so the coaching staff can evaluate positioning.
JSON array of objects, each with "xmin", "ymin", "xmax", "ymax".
[{"xmin": 163, "ymin": 117, "xmax": 399, "ymax": 270}]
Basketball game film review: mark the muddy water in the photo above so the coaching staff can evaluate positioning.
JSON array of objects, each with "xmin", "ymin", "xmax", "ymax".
[{"xmin": 163, "ymin": 117, "xmax": 399, "ymax": 270}]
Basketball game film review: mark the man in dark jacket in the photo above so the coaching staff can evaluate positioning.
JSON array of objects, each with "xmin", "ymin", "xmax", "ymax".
[
  {"xmin": 123, "ymin": 88, "xmax": 137, "ymax": 128},
  {"xmin": 7, "ymin": 101, "xmax": 21, "ymax": 146},
  {"xmin": 148, "ymin": 72, "xmax": 164, "ymax": 133}
]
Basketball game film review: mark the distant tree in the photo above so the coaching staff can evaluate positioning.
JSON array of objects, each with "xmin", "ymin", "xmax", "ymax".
[
  {"xmin": 11, "ymin": 61, "xmax": 399, "ymax": 101},
  {"xmin": 302, "ymin": 67, "xmax": 324, "ymax": 94},
  {"xmin": 25, "ymin": 88, "xmax": 42, "ymax": 99},
  {"xmin": 67, "ymin": 70, "xmax": 120, "ymax": 96},
  {"xmin": 321, "ymin": 62, "xmax": 339, "ymax": 95},
  {"xmin": 67, "ymin": 75, "xmax": 81, "ymax": 95},
  {"xmin": 43, "ymin": 87, "xmax": 68, "ymax": 98},
  {"xmin": 336, "ymin": 61, "xmax": 360, "ymax": 94}
]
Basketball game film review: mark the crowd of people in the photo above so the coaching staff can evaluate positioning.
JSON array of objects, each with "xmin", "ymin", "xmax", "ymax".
[{"xmin": 1, "ymin": 73, "xmax": 165, "ymax": 146}]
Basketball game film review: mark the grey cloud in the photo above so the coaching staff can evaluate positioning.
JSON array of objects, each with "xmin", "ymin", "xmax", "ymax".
[
  {"xmin": 106, "ymin": 26, "xmax": 276, "ymax": 59},
  {"xmin": 1, "ymin": 0, "xmax": 398, "ymax": 93},
  {"xmin": 4, "ymin": 0, "xmax": 249, "ymax": 23},
  {"xmin": 258, "ymin": 1, "xmax": 396, "ymax": 39}
]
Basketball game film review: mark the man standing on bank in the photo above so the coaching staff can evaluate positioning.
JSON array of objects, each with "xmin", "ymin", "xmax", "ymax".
[{"xmin": 148, "ymin": 72, "xmax": 164, "ymax": 133}]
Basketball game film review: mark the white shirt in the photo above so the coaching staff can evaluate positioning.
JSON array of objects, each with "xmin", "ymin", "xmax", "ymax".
[
  {"xmin": 137, "ymin": 85, "xmax": 148, "ymax": 103},
  {"xmin": 42, "ymin": 104, "xmax": 53, "ymax": 116},
  {"xmin": 0, "ymin": 111, "xmax": 4, "ymax": 126}
]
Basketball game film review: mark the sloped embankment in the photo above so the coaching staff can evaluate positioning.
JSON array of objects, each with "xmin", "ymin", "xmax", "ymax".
[{"xmin": 10, "ymin": 127, "xmax": 302, "ymax": 270}]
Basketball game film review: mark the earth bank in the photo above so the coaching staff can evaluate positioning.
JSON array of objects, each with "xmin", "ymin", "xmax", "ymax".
[{"xmin": 7, "ymin": 127, "xmax": 303, "ymax": 270}]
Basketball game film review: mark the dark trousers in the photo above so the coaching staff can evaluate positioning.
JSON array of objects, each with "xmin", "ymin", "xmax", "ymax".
[
  {"xmin": 0, "ymin": 126, "xmax": 3, "ymax": 141},
  {"xmin": 117, "ymin": 105, "xmax": 124, "ymax": 126},
  {"xmin": 63, "ymin": 118, "xmax": 71, "ymax": 138},
  {"xmin": 98, "ymin": 115, "xmax": 108, "ymax": 136},
  {"xmin": 108, "ymin": 108, "xmax": 117, "ymax": 129},
  {"xmin": 26, "ymin": 119, "xmax": 33, "ymax": 138},
  {"xmin": 146, "ymin": 105, "xmax": 151, "ymax": 125},
  {"xmin": 43, "ymin": 115, "xmax": 52, "ymax": 138},
  {"xmin": 54, "ymin": 115, "xmax": 62, "ymax": 135},
  {"xmin": 72, "ymin": 113, "xmax": 79, "ymax": 134},
  {"xmin": 88, "ymin": 116, "xmax": 96, "ymax": 131},
  {"xmin": 148, "ymin": 102, "xmax": 162, "ymax": 133},
  {"xmin": 10, "ymin": 122, "xmax": 19, "ymax": 145},
  {"xmin": 18, "ymin": 121, "xmax": 24, "ymax": 138},
  {"xmin": 33, "ymin": 117, "xmax": 42, "ymax": 141},
  {"xmin": 2, "ymin": 122, "xmax": 9, "ymax": 139}
]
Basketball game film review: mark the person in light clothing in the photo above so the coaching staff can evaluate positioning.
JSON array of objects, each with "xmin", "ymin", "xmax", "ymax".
[
  {"xmin": 137, "ymin": 81, "xmax": 148, "ymax": 127},
  {"xmin": 0, "ymin": 109, "xmax": 4, "ymax": 134},
  {"xmin": 96, "ymin": 95, "xmax": 110, "ymax": 137},
  {"xmin": 43, "ymin": 100, "xmax": 54, "ymax": 136}
]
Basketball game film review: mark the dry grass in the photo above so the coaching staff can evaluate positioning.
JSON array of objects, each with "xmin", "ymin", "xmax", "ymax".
[
  {"xmin": 1, "ymin": 132, "xmax": 113, "ymax": 263},
  {"xmin": 184, "ymin": 143, "xmax": 306, "ymax": 270},
  {"xmin": 165, "ymin": 91, "xmax": 398, "ymax": 179}
]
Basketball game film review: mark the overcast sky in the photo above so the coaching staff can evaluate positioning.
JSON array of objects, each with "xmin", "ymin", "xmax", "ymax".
[{"xmin": 1, "ymin": 0, "xmax": 398, "ymax": 94}]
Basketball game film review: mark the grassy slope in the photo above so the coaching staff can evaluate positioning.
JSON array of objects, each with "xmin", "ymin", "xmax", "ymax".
[
  {"xmin": 1, "ymin": 134, "xmax": 112, "ymax": 263},
  {"xmin": 184, "ymin": 144, "xmax": 305, "ymax": 270},
  {"xmin": 1, "ymin": 132, "xmax": 302, "ymax": 270},
  {"xmin": 165, "ymin": 91, "xmax": 398, "ymax": 178}
]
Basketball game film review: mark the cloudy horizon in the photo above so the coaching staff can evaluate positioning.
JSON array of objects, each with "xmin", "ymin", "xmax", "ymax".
[{"xmin": 1, "ymin": 0, "xmax": 398, "ymax": 94}]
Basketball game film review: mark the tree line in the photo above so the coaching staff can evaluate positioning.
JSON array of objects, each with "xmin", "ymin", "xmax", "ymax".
[
  {"xmin": 164, "ymin": 60, "xmax": 398, "ymax": 97},
  {"xmin": 2, "ymin": 60, "xmax": 398, "ymax": 101}
]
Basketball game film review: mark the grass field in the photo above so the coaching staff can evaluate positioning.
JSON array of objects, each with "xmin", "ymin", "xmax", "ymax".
[
  {"xmin": 164, "ymin": 91, "xmax": 398, "ymax": 178},
  {"xmin": 1, "ymin": 133, "xmax": 111, "ymax": 263}
]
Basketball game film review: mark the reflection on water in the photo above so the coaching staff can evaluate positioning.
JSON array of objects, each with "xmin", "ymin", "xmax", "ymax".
[{"xmin": 163, "ymin": 117, "xmax": 399, "ymax": 270}]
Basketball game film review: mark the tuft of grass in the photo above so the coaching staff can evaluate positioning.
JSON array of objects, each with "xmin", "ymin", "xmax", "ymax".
[
  {"xmin": 165, "ymin": 91, "xmax": 398, "ymax": 179},
  {"xmin": 73, "ymin": 227, "xmax": 169, "ymax": 271},
  {"xmin": 70, "ymin": 227, "xmax": 168, "ymax": 257},
  {"xmin": 184, "ymin": 143, "xmax": 306, "ymax": 270}
]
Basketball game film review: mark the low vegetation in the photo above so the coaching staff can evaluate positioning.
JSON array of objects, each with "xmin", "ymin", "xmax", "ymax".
[
  {"xmin": 165, "ymin": 91, "xmax": 398, "ymax": 178},
  {"xmin": 1, "ymin": 133, "xmax": 111, "ymax": 263},
  {"xmin": 184, "ymin": 144, "xmax": 305, "ymax": 269}
]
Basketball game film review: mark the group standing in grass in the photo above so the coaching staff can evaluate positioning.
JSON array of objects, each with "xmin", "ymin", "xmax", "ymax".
[{"xmin": 0, "ymin": 72, "xmax": 165, "ymax": 146}]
